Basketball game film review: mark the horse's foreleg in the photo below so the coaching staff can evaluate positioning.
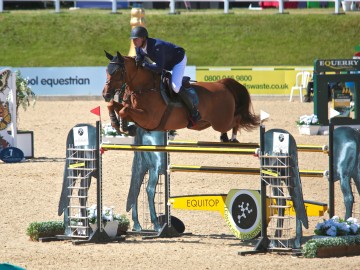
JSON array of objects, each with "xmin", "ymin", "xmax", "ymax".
[
  {"xmin": 119, "ymin": 106, "xmax": 157, "ymax": 130},
  {"xmin": 106, "ymin": 100, "xmax": 122, "ymax": 133},
  {"xmin": 340, "ymin": 175, "xmax": 354, "ymax": 220},
  {"xmin": 147, "ymin": 170, "xmax": 161, "ymax": 232}
]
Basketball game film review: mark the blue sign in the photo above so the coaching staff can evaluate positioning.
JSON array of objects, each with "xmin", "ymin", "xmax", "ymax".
[{"xmin": 0, "ymin": 147, "xmax": 24, "ymax": 163}]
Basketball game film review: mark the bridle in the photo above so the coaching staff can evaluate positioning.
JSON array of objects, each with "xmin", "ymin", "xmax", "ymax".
[
  {"xmin": 105, "ymin": 62, "xmax": 127, "ymax": 98},
  {"xmin": 105, "ymin": 58, "xmax": 160, "ymax": 102}
]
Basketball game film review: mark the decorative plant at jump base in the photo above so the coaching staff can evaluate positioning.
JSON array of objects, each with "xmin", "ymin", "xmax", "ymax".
[
  {"xmin": 296, "ymin": 114, "xmax": 319, "ymax": 126},
  {"xmin": 87, "ymin": 205, "xmax": 130, "ymax": 235},
  {"xmin": 15, "ymin": 70, "xmax": 36, "ymax": 124},
  {"xmin": 26, "ymin": 221, "xmax": 64, "ymax": 241},
  {"xmin": 302, "ymin": 216, "xmax": 360, "ymax": 258},
  {"xmin": 315, "ymin": 216, "xmax": 360, "ymax": 237},
  {"xmin": 296, "ymin": 114, "xmax": 320, "ymax": 135}
]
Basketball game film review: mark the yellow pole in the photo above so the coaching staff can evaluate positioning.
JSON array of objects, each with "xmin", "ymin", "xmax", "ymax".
[{"xmin": 128, "ymin": 6, "xmax": 145, "ymax": 57}]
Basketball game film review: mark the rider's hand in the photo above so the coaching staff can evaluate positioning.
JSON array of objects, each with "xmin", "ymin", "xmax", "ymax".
[{"xmin": 135, "ymin": 55, "xmax": 144, "ymax": 67}]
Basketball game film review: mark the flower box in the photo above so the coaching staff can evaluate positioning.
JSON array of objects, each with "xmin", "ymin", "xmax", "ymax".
[
  {"xmin": 317, "ymin": 244, "xmax": 360, "ymax": 258},
  {"xmin": 303, "ymin": 235, "xmax": 360, "ymax": 258},
  {"xmin": 298, "ymin": 125, "xmax": 320, "ymax": 135}
]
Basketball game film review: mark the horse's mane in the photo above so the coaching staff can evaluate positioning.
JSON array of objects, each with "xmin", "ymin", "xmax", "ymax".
[{"xmin": 107, "ymin": 53, "xmax": 161, "ymax": 85}]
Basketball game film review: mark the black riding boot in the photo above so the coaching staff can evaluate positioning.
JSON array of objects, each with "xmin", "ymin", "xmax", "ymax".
[{"xmin": 178, "ymin": 86, "xmax": 201, "ymax": 128}]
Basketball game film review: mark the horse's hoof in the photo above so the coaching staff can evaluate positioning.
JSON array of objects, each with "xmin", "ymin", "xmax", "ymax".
[
  {"xmin": 127, "ymin": 125, "xmax": 137, "ymax": 136},
  {"xmin": 230, "ymin": 139, "xmax": 240, "ymax": 143},
  {"xmin": 220, "ymin": 133, "xmax": 229, "ymax": 142}
]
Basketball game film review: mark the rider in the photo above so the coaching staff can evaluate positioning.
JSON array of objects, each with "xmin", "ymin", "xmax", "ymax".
[{"xmin": 130, "ymin": 26, "xmax": 201, "ymax": 127}]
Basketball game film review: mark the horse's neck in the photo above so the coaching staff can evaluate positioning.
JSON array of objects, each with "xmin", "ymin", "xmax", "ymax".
[{"xmin": 125, "ymin": 61, "xmax": 161, "ymax": 90}]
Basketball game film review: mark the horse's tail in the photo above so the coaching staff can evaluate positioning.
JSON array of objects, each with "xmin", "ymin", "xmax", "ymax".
[{"xmin": 220, "ymin": 78, "xmax": 261, "ymax": 131}]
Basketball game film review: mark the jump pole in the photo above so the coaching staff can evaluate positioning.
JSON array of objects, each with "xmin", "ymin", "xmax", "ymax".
[
  {"xmin": 169, "ymin": 140, "xmax": 328, "ymax": 154},
  {"xmin": 169, "ymin": 165, "xmax": 326, "ymax": 178},
  {"xmin": 101, "ymin": 144, "xmax": 258, "ymax": 155}
]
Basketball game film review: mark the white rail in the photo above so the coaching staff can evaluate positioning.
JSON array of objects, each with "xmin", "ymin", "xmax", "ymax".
[{"xmin": 0, "ymin": 0, "xmax": 358, "ymax": 14}]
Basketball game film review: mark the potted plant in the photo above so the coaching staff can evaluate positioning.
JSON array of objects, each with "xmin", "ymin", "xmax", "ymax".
[
  {"xmin": 87, "ymin": 205, "xmax": 130, "ymax": 237},
  {"xmin": 296, "ymin": 114, "xmax": 320, "ymax": 135}
]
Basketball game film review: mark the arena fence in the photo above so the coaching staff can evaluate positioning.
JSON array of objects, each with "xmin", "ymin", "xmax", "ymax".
[{"xmin": 0, "ymin": 0, "xmax": 358, "ymax": 15}]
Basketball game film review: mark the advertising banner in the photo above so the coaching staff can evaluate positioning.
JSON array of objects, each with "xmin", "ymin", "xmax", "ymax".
[
  {"xmin": 14, "ymin": 66, "xmax": 197, "ymax": 96},
  {"xmin": 196, "ymin": 66, "xmax": 313, "ymax": 95}
]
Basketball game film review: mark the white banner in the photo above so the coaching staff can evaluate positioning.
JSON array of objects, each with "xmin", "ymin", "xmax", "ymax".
[{"xmin": 13, "ymin": 66, "xmax": 196, "ymax": 96}]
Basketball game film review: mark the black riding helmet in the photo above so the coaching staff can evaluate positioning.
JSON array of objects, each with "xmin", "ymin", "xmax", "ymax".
[{"xmin": 130, "ymin": 26, "xmax": 148, "ymax": 39}]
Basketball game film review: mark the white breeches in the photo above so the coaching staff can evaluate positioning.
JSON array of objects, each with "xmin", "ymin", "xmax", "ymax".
[{"xmin": 171, "ymin": 54, "xmax": 187, "ymax": 93}]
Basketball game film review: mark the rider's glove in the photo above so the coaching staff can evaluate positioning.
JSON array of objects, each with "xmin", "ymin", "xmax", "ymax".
[{"xmin": 135, "ymin": 55, "xmax": 144, "ymax": 67}]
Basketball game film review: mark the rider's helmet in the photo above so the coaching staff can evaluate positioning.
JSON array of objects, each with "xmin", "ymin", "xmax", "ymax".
[{"xmin": 130, "ymin": 26, "xmax": 149, "ymax": 39}]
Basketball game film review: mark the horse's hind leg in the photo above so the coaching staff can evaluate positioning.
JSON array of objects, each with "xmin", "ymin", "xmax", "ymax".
[
  {"xmin": 219, "ymin": 127, "xmax": 240, "ymax": 143},
  {"xmin": 220, "ymin": 133, "xmax": 229, "ymax": 142},
  {"xmin": 230, "ymin": 127, "xmax": 239, "ymax": 143}
]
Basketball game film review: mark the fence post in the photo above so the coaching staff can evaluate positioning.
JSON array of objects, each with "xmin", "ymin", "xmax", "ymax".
[
  {"xmin": 169, "ymin": 0, "xmax": 176, "ymax": 14},
  {"xmin": 278, "ymin": 0, "xmax": 284, "ymax": 13},
  {"xmin": 111, "ymin": 0, "xmax": 117, "ymax": 13},
  {"xmin": 55, "ymin": 0, "xmax": 60, "ymax": 13},
  {"xmin": 224, "ymin": 0, "xmax": 229, "ymax": 14},
  {"xmin": 0, "ymin": 0, "xmax": 3, "ymax": 13},
  {"xmin": 334, "ymin": 0, "xmax": 340, "ymax": 14}
]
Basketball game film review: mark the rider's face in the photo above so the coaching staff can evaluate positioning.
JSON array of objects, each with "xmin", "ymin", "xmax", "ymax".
[{"xmin": 132, "ymin": 37, "xmax": 145, "ymax": 48}]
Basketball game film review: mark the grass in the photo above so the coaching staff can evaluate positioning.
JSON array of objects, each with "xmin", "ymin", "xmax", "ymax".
[{"xmin": 0, "ymin": 8, "xmax": 359, "ymax": 67}]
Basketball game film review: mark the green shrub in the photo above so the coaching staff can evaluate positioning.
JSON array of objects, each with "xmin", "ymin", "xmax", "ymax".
[
  {"xmin": 26, "ymin": 221, "xmax": 64, "ymax": 241},
  {"xmin": 114, "ymin": 214, "xmax": 130, "ymax": 233}
]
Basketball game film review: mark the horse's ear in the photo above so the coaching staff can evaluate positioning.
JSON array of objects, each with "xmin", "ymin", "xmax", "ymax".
[
  {"xmin": 104, "ymin": 50, "xmax": 113, "ymax": 60},
  {"xmin": 116, "ymin": 51, "xmax": 124, "ymax": 63}
]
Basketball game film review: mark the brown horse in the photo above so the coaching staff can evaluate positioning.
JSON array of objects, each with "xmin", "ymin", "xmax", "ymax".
[{"xmin": 102, "ymin": 51, "xmax": 260, "ymax": 141}]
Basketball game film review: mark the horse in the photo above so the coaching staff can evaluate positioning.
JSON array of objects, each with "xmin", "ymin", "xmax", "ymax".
[
  {"xmin": 102, "ymin": 51, "xmax": 260, "ymax": 142},
  {"xmin": 126, "ymin": 126, "xmax": 166, "ymax": 232},
  {"xmin": 333, "ymin": 126, "xmax": 360, "ymax": 220},
  {"xmin": 264, "ymin": 129, "xmax": 308, "ymax": 249}
]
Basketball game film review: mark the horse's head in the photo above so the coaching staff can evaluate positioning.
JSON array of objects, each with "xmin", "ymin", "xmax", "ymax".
[{"xmin": 102, "ymin": 51, "xmax": 126, "ymax": 102}]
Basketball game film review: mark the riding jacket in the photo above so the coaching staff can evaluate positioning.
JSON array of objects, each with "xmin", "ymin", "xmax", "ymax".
[{"xmin": 136, "ymin": 37, "xmax": 185, "ymax": 74}]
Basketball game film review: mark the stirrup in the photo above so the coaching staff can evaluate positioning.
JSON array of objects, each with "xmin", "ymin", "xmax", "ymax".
[{"xmin": 187, "ymin": 112, "xmax": 201, "ymax": 128}]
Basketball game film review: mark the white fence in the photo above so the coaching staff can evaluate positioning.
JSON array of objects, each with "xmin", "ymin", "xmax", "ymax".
[{"xmin": 0, "ymin": 0, "xmax": 358, "ymax": 15}]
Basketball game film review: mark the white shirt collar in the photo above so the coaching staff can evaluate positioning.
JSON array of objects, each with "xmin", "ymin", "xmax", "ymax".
[{"xmin": 141, "ymin": 42, "xmax": 147, "ymax": 54}]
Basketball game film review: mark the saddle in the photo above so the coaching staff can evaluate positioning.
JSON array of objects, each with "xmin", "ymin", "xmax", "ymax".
[
  {"xmin": 160, "ymin": 71, "xmax": 193, "ymax": 107},
  {"xmin": 154, "ymin": 71, "xmax": 197, "ymax": 130}
]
